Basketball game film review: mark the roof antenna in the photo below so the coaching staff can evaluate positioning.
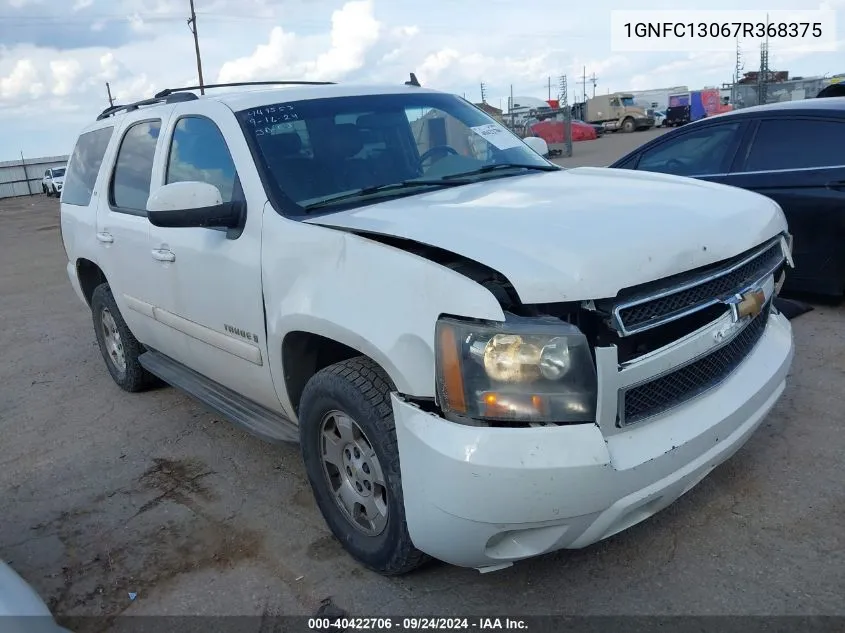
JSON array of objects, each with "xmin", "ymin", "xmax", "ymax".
[{"xmin": 405, "ymin": 72, "xmax": 420, "ymax": 87}]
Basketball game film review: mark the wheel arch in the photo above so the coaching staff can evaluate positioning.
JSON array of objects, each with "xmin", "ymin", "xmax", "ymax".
[
  {"xmin": 76, "ymin": 258, "xmax": 108, "ymax": 307},
  {"xmin": 280, "ymin": 328, "xmax": 406, "ymax": 417}
]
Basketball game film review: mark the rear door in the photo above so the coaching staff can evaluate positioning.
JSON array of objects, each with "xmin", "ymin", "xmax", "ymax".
[
  {"xmin": 95, "ymin": 111, "xmax": 176, "ymax": 349},
  {"xmin": 720, "ymin": 116, "xmax": 845, "ymax": 295}
]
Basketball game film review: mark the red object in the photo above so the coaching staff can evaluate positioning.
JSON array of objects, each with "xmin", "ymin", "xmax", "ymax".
[
  {"xmin": 546, "ymin": 99, "xmax": 560, "ymax": 109},
  {"xmin": 528, "ymin": 119, "xmax": 597, "ymax": 144}
]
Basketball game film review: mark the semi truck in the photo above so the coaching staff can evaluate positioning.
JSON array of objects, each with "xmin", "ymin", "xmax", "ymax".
[{"xmin": 583, "ymin": 92, "xmax": 654, "ymax": 132}]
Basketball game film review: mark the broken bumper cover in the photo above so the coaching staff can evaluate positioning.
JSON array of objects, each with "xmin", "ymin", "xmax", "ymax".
[{"xmin": 393, "ymin": 312, "xmax": 793, "ymax": 570}]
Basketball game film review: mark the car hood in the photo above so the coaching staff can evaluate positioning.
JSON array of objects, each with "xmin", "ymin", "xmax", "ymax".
[
  {"xmin": 54, "ymin": 177, "xmax": 65, "ymax": 184},
  {"xmin": 305, "ymin": 167, "xmax": 787, "ymax": 303}
]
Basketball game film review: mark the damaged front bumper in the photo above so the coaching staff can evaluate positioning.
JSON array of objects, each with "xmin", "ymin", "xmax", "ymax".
[{"xmin": 392, "ymin": 310, "xmax": 793, "ymax": 571}]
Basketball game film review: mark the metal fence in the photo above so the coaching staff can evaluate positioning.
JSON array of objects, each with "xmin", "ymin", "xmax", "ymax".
[{"xmin": 0, "ymin": 154, "xmax": 69, "ymax": 199}]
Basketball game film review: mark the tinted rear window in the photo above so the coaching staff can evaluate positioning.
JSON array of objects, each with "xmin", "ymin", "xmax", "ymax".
[
  {"xmin": 62, "ymin": 127, "xmax": 113, "ymax": 207},
  {"xmin": 111, "ymin": 120, "xmax": 161, "ymax": 212},
  {"xmin": 743, "ymin": 118, "xmax": 845, "ymax": 171}
]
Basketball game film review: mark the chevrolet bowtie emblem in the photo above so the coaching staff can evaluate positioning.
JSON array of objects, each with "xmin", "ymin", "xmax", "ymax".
[{"xmin": 736, "ymin": 289, "xmax": 766, "ymax": 320}]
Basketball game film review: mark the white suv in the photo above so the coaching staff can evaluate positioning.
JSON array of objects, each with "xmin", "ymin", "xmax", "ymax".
[
  {"xmin": 42, "ymin": 166, "xmax": 66, "ymax": 196},
  {"xmin": 59, "ymin": 79, "xmax": 795, "ymax": 575}
]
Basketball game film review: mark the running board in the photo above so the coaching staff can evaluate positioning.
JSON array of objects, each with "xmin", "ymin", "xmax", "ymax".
[{"xmin": 139, "ymin": 349, "xmax": 300, "ymax": 444}]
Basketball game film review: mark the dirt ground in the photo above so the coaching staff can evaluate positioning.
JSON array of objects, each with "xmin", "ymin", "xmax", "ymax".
[{"xmin": 1, "ymin": 131, "xmax": 843, "ymax": 632}]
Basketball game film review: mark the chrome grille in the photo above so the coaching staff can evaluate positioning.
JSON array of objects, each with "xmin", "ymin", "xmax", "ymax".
[
  {"xmin": 619, "ymin": 304, "xmax": 771, "ymax": 426},
  {"xmin": 613, "ymin": 240, "xmax": 786, "ymax": 335}
]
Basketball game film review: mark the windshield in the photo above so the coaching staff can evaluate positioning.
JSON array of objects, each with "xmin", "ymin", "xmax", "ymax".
[
  {"xmin": 236, "ymin": 92, "xmax": 556, "ymax": 215},
  {"xmin": 621, "ymin": 97, "xmax": 635, "ymax": 107},
  {"xmin": 52, "ymin": 168, "xmax": 65, "ymax": 177}
]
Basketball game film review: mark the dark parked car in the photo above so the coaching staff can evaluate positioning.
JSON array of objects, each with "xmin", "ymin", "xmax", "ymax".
[{"xmin": 609, "ymin": 97, "xmax": 845, "ymax": 297}]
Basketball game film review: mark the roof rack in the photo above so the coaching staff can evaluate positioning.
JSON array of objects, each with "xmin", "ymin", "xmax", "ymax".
[
  {"xmin": 154, "ymin": 80, "xmax": 336, "ymax": 99},
  {"xmin": 96, "ymin": 92, "xmax": 198, "ymax": 120}
]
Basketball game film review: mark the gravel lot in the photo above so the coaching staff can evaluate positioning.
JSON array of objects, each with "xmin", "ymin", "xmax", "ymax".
[{"xmin": 1, "ymin": 130, "xmax": 843, "ymax": 632}]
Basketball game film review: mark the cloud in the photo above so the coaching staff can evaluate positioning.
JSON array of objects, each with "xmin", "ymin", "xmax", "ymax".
[
  {"xmin": 1, "ymin": 59, "xmax": 46, "ymax": 99},
  {"xmin": 216, "ymin": 0, "xmax": 383, "ymax": 83},
  {"xmin": 306, "ymin": 0, "xmax": 382, "ymax": 80},
  {"xmin": 1, "ymin": 0, "xmax": 843, "ymax": 160},
  {"xmin": 50, "ymin": 59, "xmax": 83, "ymax": 96},
  {"xmin": 627, "ymin": 52, "xmax": 734, "ymax": 91},
  {"xmin": 216, "ymin": 26, "xmax": 299, "ymax": 83}
]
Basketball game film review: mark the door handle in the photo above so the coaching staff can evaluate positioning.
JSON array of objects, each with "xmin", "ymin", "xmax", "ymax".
[
  {"xmin": 151, "ymin": 248, "xmax": 175, "ymax": 262},
  {"xmin": 96, "ymin": 231, "xmax": 114, "ymax": 243}
]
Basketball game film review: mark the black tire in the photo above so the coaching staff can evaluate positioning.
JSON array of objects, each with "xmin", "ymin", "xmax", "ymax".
[
  {"xmin": 621, "ymin": 117, "xmax": 635, "ymax": 133},
  {"xmin": 90, "ymin": 283, "xmax": 157, "ymax": 392},
  {"xmin": 42, "ymin": 184, "xmax": 47, "ymax": 195},
  {"xmin": 299, "ymin": 356, "xmax": 428, "ymax": 576}
]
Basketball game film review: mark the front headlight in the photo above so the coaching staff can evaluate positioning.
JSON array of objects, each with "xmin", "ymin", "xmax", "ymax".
[{"xmin": 435, "ymin": 315, "xmax": 598, "ymax": 425}]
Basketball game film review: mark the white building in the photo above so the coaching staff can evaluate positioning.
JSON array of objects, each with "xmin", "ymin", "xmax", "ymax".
[{"xmin": 626, "ymin": 86, "xmax": 689, "ymax": 112}]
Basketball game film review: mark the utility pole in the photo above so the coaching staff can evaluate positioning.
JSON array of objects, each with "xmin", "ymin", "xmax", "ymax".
[
  {"xmin": 559, "ymin": 74, "xmax": 572, "ymax": 158},
  {"xmin": 732, "ymin": 39, "xmax": 743, "ymax": 107},
  {"xmin": 590, "ymin": 73, "xmax": 598, "ymax": 98},
  {"xmin": 582, "ymin": 66, "xmax": 587, "ymax": 102},
  {"xmin": 509, "ymin": 84, "xmax": 515, "ymax": 128},
  {"xmin": 480, "ymin": 81, "xmax": 487, "ymax": 104},
  {"xmin": 758, "ymin": 14, "xmax": 770, "ymax": 106},
  {"xmin": 547, "ymin": 76, "xmax": 552, "ymax": 101},
  {"xmin": 105, "ymin": 82, "xmax": 114, "ymax": 107},
  {"xmin": 187, "ymin": 0, "xmax": 205, "ymax": 94}
]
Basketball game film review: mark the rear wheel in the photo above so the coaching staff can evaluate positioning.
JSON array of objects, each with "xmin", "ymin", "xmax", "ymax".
[
  {"xmin": 299, "ymin": 356, "xmax": 428, "ymax": 575},
  {"xmin": 91, "ymin": 283, "xmax": 157, "ymax": 392}
]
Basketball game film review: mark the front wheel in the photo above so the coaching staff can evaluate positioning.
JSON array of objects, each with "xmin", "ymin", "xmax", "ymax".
[
  {"xmin": 299, "ymin": 357, "xmax": 428, "ymax": 575},
  {"xmin": 621, "ymin": 117, "xmax": 635, "ymax": 133}
]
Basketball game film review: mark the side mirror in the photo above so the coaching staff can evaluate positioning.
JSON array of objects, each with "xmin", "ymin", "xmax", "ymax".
[
  {"xmin": 146, "ymin": 181, "xmax": 241, "ymax": 229},
  {"xmin": 523, "ymin": 136, "xmax": 549, "ymax": 158}
]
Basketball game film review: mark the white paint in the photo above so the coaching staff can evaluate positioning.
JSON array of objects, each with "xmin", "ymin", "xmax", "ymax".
[
  {"xmin": 522, "ymin": 136, "xmax": 549, "ymax": 157},
  {"xmin": 393, "ymin": 313, "xmax": 793, "ymax": 569},
  {"xmin": 147, "ymin": 181, "xmax": 222, "ymax": 212},
  {"xmin": 60, "ymin": 82, "xmax": 796, "ymax": 571},
  {"xmin": 308, "ymin": 166, "xmax": 788, "ymax": 302}
]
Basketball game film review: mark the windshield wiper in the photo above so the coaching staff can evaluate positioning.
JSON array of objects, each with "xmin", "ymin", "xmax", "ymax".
[
  {"xmin": 302, "ymin": 179, "xmax": 465, "ymax": 211},
  {"xmin": 438, "ymin": 163, "xmax": 561, "ymax": 180}
]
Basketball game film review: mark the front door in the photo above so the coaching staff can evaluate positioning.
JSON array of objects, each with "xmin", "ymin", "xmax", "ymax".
[{"xmin": 145, "ymin": 102, "xmax": 281, "ymax": 412}]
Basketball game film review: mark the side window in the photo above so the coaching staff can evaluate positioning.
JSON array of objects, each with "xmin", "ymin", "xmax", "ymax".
[
  {"xmin": 111, "ymin": 120, "xmax": 161, "ymax": 212},
  {"xmin": 62, "ymin": 126, "xmax": 114, "ymax": 207},
  {"xmin": 613, "ymin": 153, "xmax": 640, "ymax": 170},
  {"xmin": 742, "ymin": 118, "xmax": 845, "ymax": 172},
  {"xmin": 166, "ymin": 117, "xmax": 238, "ymax": 202},
  {"xmin": 45, "ymin": 170, "xmax": 50, "ymax": 178},
  {"xmin": 636, "ymin": 122, "xmax": 743, "ymax": 176}
]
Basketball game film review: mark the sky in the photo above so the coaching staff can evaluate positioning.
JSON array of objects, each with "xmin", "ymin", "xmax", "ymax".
[{"xmin": 1, "ymin": 0, "xmax": 844, "ymax": 161}]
